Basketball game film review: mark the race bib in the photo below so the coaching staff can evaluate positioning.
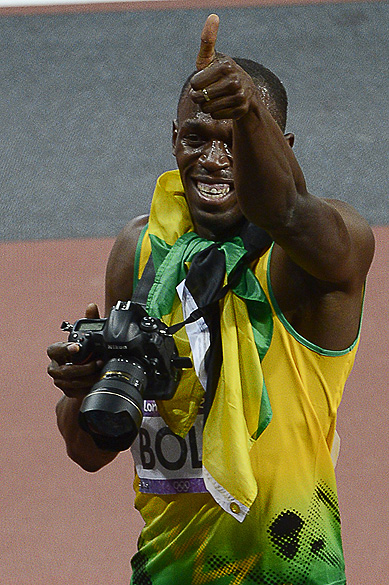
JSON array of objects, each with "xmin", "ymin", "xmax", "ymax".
[{"xmin": 131, "ymin": 400, "xmax": 207, "ymax": 495}]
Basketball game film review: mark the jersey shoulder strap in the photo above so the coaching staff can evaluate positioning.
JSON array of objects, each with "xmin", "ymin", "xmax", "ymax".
[{"xmin": 132, "ymin": 223, "xmax": 155, "ymax": 308}]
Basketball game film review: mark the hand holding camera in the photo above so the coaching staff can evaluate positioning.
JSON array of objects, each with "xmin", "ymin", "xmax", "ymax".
[
  {"xmin": 47, "ymin": 303, "xmax": 103, "ymax": 402},
  {"xmin": 53, "ymin": 301, "xmax": 191, "ymax": 453}
]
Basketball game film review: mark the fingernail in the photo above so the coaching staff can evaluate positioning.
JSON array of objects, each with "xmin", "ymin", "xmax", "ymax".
[{"xmin": 68, "ymin": 343, "xmax": 80, "ymax": 353}]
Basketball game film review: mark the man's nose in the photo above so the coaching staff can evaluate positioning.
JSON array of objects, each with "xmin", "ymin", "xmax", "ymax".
[{"xmin": 199, "ymin": 140, "xmax": 231, "ymax": 171}]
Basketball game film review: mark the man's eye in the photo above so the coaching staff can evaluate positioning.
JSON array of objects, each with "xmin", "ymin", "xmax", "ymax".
[{"xmin": 184, "ymin": 134, "xmax": 204, "ymax": 145}]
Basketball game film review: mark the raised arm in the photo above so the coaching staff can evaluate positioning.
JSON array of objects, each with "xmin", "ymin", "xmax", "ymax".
[{"xmin": 189, "ymin": 15, "xmax": 374, "ymax": 289}]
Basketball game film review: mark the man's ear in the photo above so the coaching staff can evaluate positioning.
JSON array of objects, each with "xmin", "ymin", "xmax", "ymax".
[
  {"xmin": 172, "ymin": 120, "xmax": 178, "ymax": 155},
  {"xmin": 284, "ymin": 132, "xmax": 295, "ymax": 148}
]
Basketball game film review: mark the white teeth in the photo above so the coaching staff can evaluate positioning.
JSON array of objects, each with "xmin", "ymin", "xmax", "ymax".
[{"xmin": 197, "ymin": 181, "xmax": 231, "ymax": 198}]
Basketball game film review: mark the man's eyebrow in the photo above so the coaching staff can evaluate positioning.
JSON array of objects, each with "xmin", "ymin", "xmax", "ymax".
[
  {"xmin": 180, "ymin": 117, "xmax": 233, "ymax": 140},
  {"xmin": 181, "ymin": 118, "xmax": 206, "ymax": 130}
]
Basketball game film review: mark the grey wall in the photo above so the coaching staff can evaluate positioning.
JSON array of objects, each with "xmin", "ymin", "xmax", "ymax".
[{"xmin": 0, "ymin": 2, "xmax": 387, "ymax": 241}]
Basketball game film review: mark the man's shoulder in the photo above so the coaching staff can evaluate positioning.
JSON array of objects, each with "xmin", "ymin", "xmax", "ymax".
[
  {"xmin": 272, "ymin": 196, "xmax": 374, "ymax": 291},
  {"xmin": 111, "ymin": 214, "xmax": 149, "ymax": 266},
  {"xmin": 105, "ymin": 215, "xmax": 149, "ymax": 312},
  {"xmin": 268, "ymin": 196, "xmax": 375, "ymax": 351},
  {"xmin": 118, "ymin": 214, "xmax": 149, "ymax": 244}
]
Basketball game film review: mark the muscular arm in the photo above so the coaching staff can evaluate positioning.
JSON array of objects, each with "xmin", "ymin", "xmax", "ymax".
[
  {"xmin": 50, "ymin": 322, "xmax": 117, "ymax": 472},
  {"xmin": 56, "ymin": 393, "xmax": 117, "ymax": 472},
  {"xmin": 191, "ymin": 26, "xmax": 374, "ymax": 289},
  {"xmin": 190, "ymin": 14, "xmax": 374, "ymax": 349},
  {"xmin": 49, "ymin": 215, "xmax": 148, "ymax": 471},
  {"xmin": 232, "ymin": 104, "xmax": 374, "ymax": 287}
]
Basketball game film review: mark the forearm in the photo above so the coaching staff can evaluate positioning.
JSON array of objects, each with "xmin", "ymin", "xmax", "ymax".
[
  {"xmin": 232, "ymin": 103, "xmax": 368, "ymax": 284},
  {"xmin": 233, "ymin": 101, "xmax": 306, "ymax": 231},
  {"xmin": 188, "ymin": 22, "xmax": 373, "ymax": 286},
  {"xmin": 56, "ymin": 395, "xmax": 118, "ymax": 472}
]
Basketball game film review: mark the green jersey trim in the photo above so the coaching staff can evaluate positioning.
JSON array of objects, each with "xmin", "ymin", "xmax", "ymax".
[
  {"xmin": 266, "ymin": 243, "xmax": 363, "ymax": 357},
  {"xmin": 133, "ymin": 222, "xmax": 149, "ymax": 290}
]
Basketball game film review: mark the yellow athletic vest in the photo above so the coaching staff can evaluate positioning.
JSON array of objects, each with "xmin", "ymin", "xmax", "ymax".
[{"xmin": 130, "ymin": 170, "xmax": 361, "ymax": 585}]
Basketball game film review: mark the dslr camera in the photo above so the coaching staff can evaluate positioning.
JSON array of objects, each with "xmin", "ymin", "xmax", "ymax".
[{"xmin": 62, "ymin": 301, "xmax": 191, "ymax": 452}]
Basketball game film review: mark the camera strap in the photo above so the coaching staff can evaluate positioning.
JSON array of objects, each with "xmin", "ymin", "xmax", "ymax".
[
  {"xmin": 132, "ymin": 254, "xmax": 205, "ymax": 333},
  {"xmin": 131, "ymin": 255, "xmax": 156, "ymax": 309}
]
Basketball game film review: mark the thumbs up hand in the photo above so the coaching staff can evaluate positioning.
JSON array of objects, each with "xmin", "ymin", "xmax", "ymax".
[
  {"xmin": 195, "ymin": 13, "xmax": 219, "ymax": 71},
  {"xmin": 190, "ymin": 14, "xmax": 257, "ymax": 120}
]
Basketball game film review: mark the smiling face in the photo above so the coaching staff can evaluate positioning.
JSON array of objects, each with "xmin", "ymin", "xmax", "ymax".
[{"xmin": 172, "ymin": 93, "xmax": 245, "ymax": 241}]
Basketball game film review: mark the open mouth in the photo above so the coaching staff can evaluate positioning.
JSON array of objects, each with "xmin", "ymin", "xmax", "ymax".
[{"xmin": 196, "ymin": 180, "xmax": 232, "ymax": 200}]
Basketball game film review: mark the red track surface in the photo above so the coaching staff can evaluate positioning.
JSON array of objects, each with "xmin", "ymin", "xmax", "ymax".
[{"xmin": 1, "ymin": 226, "xmax": 388, "ymax": 584}]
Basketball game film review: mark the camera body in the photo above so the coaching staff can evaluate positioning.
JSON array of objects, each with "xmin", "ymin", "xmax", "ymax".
[{"xmin": 62, "ymin": 301, "xmax": 191, "ymax": 451}]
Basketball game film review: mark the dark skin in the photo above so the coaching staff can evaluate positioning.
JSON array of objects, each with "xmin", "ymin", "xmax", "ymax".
[{"xmin": 47, "ymin": 14, "xmax": 374, "ymax": 471}]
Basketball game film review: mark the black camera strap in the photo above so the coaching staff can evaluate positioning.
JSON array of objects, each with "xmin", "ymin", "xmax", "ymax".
[
  {"xmin": 132, "ymin": 255, "xmax": 212, "ymax": 335},
  {"xmin": 131, "ymin": 255, "xmax": 156, "ymax": 309}
]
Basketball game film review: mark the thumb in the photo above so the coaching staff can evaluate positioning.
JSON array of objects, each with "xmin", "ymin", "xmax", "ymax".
[
  {"xmin": 196, "ymin": 14, "xmax": 219, "ymax": 71},
  {"xmin": 85, "ymin": 302, "xmax": 100, "ymax": 319}
]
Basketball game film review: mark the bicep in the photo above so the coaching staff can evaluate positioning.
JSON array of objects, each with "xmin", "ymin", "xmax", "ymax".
[
  {"xmin": 270, "ymin": 195, "xmax": 374, "ymax": 289},
  {"xmin": 104, "ymin": 215, "xmax": 148, "ymax": 316}
]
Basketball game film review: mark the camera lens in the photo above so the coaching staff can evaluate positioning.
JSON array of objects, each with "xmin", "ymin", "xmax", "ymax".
[{"xmin": 79, "ymin": 358, "xmax": 148, "ymax": 451}]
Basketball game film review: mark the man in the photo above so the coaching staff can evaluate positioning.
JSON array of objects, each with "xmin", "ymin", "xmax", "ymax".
[{"xmin": 48, "ymin": 14, "xmax": 374, "ymax": 584}]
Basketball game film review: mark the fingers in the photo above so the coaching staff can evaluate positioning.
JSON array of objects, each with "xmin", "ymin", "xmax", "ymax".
[
  {"xmin": 47, "ymin": 301, "xmax": 102, "ymax": 399},
  {"xmin": 47, "ymin": 342, "xmax": 102, "ymax": 399},
  {"xmin": 49, "ymin": 367, "xmax": 100, "ymax": 399},
  {"xmin": 196, "ymin": 13, "xmax": 219, "ymax": 71},
  {"xmin": 192, "ymin": 17, "xmax": 257, "ymax": 121},
  {"xmin": 85, "ymin": 302, "xmax": 100, "ymax": 319},
  {"xmin": 47, "ymin": 341, "xmax": 80, "ymax": 366},
  {"xmin": 190, "ymin": 53, "xmax": 256, "ymax": 121},
  {"xmin": 190, "ymin": 67, "xmax": 254, "ymax": 120},
  {"xmin": 190, "ymin": 90, "xmax": 249, "ymax": 120},
  {"xmin": 48, "ymin": 303, "xmax": 100, "ymax": 365}
]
